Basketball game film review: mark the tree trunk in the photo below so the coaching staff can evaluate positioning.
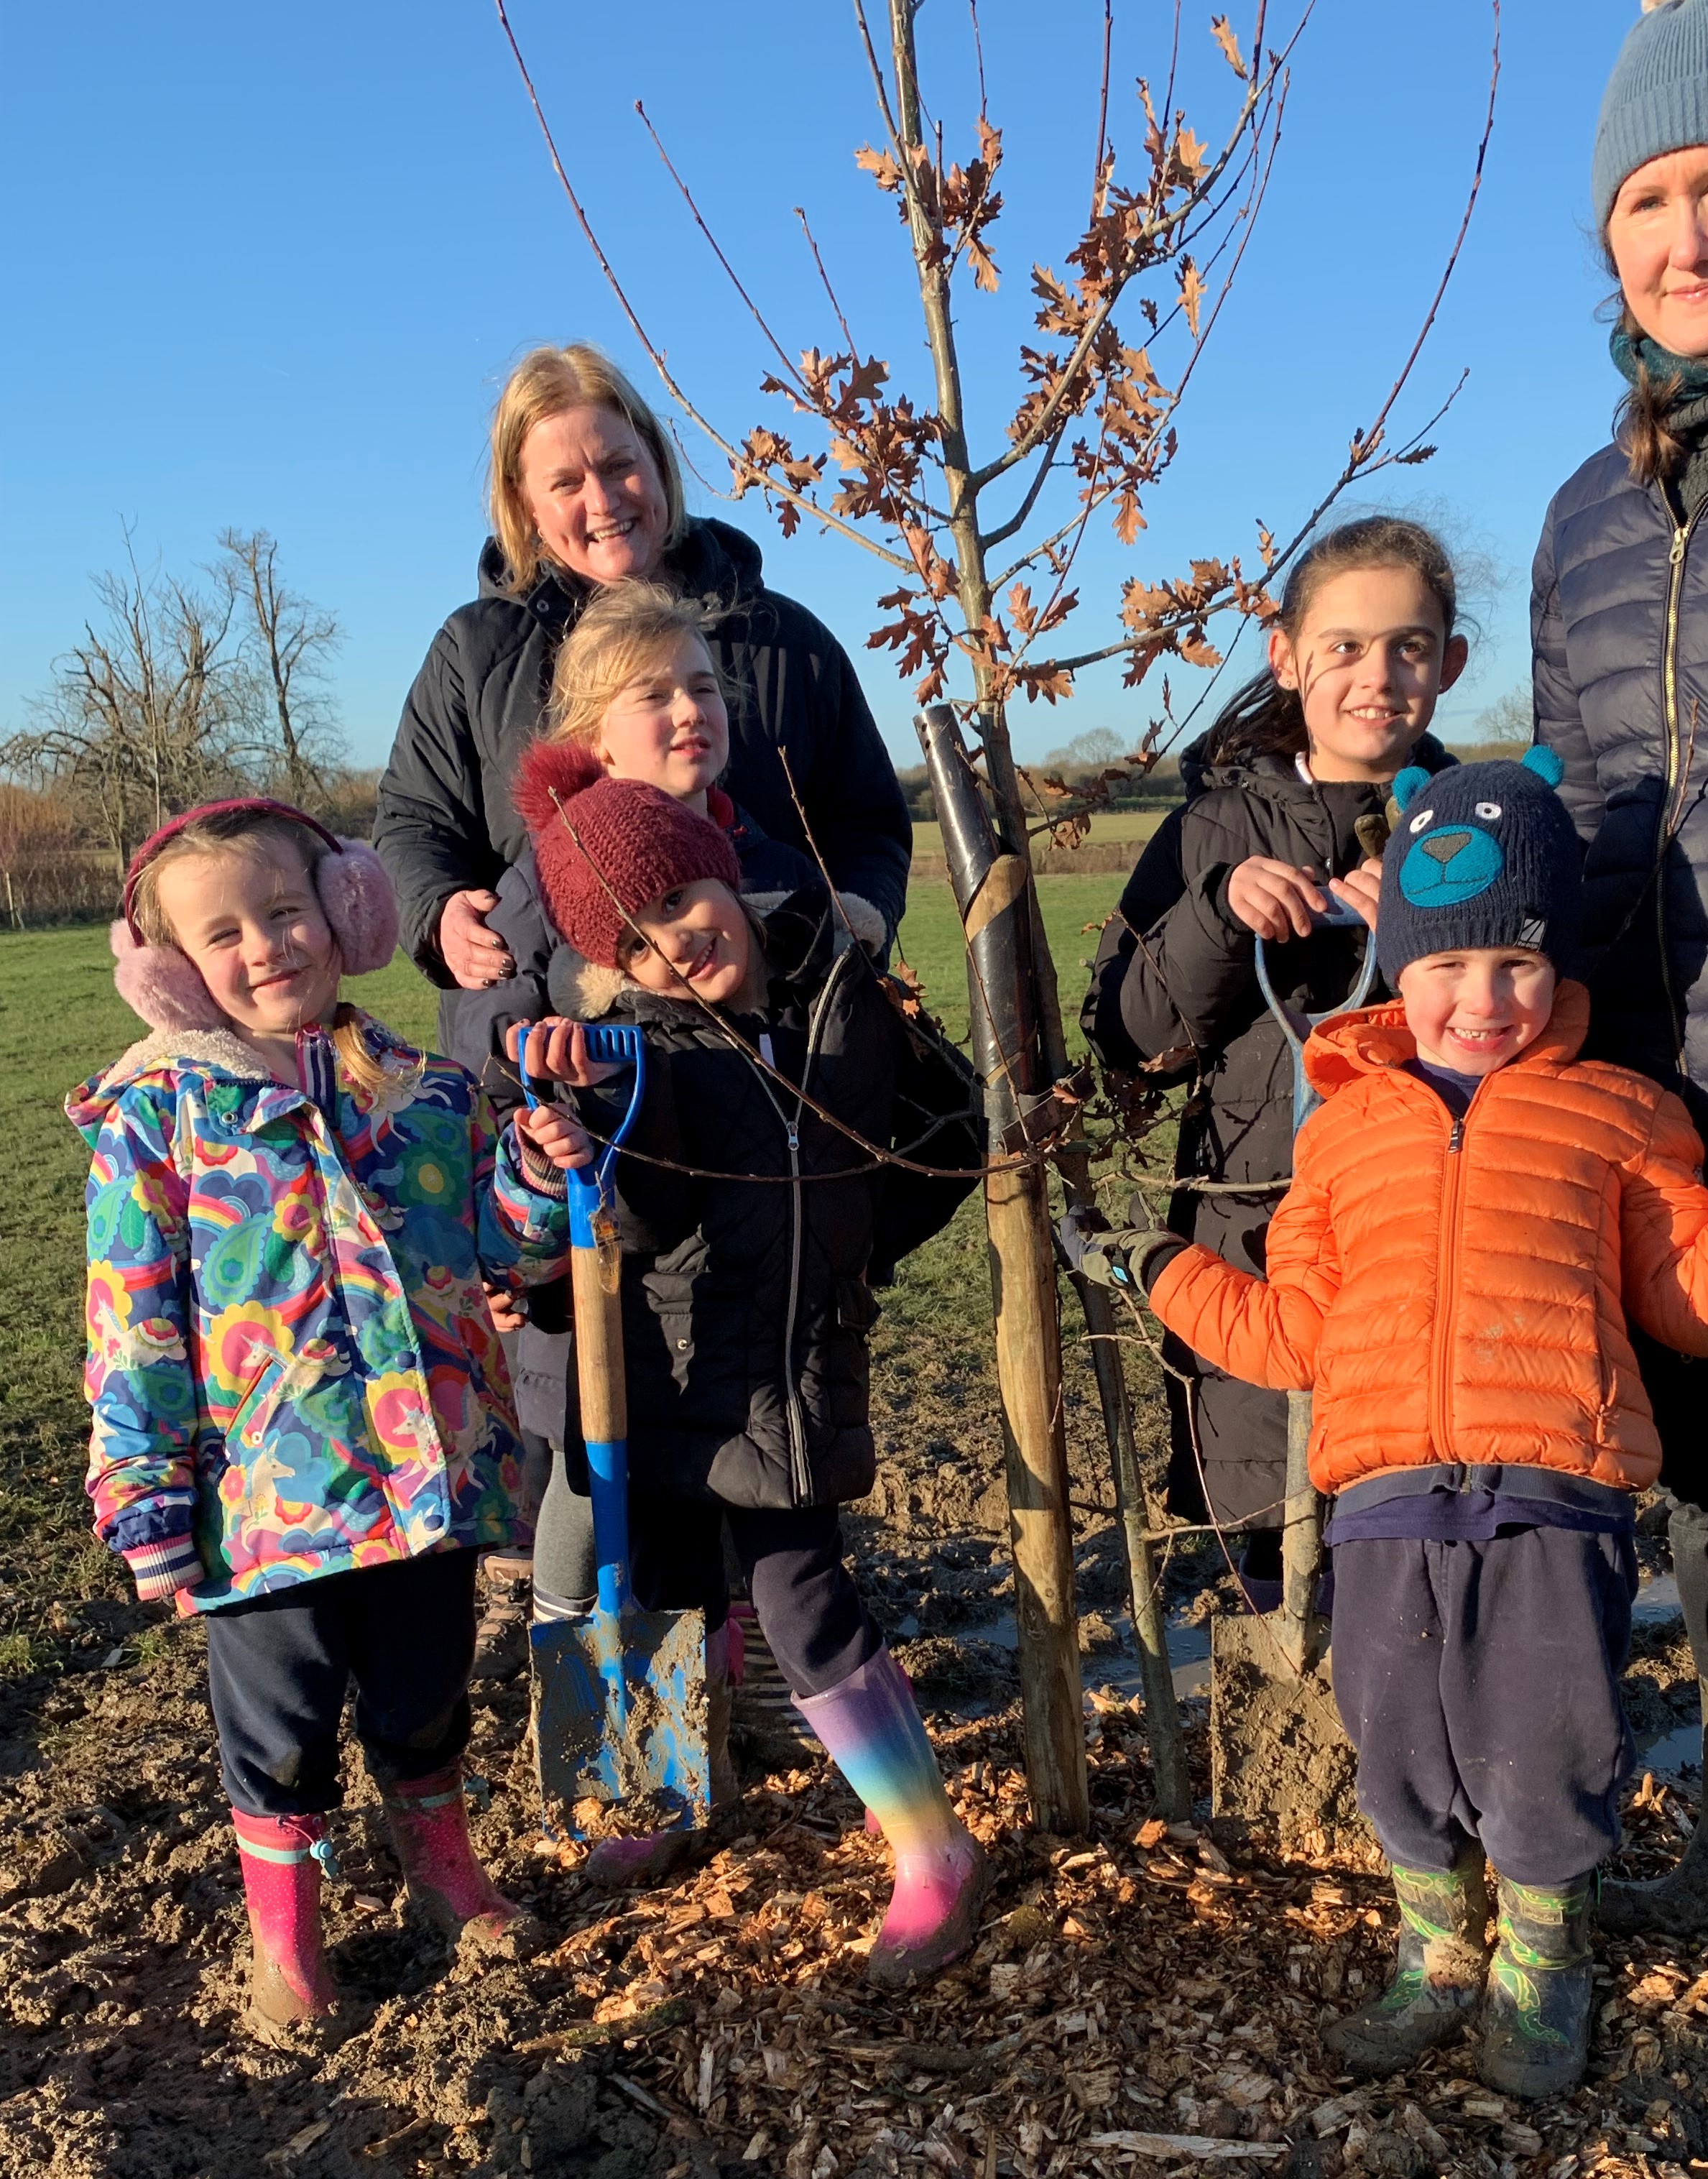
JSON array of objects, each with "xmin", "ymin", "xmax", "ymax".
[
  {"xmin": 1025, "ymin": 896, "xmax": 1190, "ymax": 1817},
  {"xmin": 917, "ymin": 704, "xmax": 1089, "ymax": 1834}
]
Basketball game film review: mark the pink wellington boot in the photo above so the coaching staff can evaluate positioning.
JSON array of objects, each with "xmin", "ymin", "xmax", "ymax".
[
  {"xmin": 231, "ymin": 1809, "xmax": 341, "ymax": 2039},
  {"xmin": 586, "ymin": 1621, "xmax": 739, "ymax": 1889},
  {"xmin": 795, "ymin": 1646, "xmax": 988, "ymax": 1989},
  {"xmin": 382, "ymin": 1764, "xmax": 546, "ymax": 1959}
]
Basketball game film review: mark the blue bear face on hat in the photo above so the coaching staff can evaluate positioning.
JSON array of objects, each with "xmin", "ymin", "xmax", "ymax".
[
  {"xmin": 1389, "ymin": 747, "xmax": 1565, "ymax": 915},
  {"xmin": 1396, "ymin": 799, "xmax": 1508, "ymax": 908}
]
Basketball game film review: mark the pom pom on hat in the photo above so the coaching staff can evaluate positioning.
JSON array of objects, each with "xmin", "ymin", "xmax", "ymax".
[{"xmin": 514, "ymin": 737, "xmax": 742, "ymax": 969}]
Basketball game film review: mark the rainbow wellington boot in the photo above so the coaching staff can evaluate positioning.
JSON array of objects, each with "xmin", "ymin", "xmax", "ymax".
[{"xmin": 795, "ymin": 1646, "xmax": 987, "ymax": 1987}]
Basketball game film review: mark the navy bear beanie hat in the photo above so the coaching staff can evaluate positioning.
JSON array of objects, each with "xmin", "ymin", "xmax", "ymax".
[{"xmin": 1375, "ymin": 747, "xmax": 1584, "ymax": 986}]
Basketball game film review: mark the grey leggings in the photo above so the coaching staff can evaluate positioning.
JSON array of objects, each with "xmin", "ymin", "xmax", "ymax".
[{"xmin": 531, "ymin": 1441, "xmax": 877, "ymax": 1697}]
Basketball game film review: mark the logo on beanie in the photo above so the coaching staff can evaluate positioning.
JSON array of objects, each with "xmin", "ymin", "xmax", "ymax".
[{"xmin": 1398, "ymin": 801, "xmax": 1507, "ymax": 909}]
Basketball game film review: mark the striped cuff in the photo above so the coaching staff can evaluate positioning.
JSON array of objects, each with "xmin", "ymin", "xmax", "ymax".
[
  {"xmin": 515, "ymin": 1129, "xmax": 569, "ymax": 1199},
  {"xmin": 121, "ymin": 1534, "xmax": 203, "ymax": 1601}
]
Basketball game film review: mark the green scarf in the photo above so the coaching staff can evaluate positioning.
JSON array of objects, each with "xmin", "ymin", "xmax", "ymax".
[{"xmin": 1610, "ymin": 324, "xmax": 1708, "ymax": 403}]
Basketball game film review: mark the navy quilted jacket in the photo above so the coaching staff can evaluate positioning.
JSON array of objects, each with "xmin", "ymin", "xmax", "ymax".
[{"xmin": 1532, "ymin": 438, "xmax": 1708, "ymax": 1125}]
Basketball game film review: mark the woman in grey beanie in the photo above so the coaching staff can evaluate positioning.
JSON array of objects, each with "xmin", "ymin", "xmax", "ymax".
[{"xmin": 1533, "ymin": 0, "xmax": 1708, "ymax": 1938}]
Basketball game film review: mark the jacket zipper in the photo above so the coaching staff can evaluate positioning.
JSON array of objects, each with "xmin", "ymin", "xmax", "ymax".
[
  {"xmin": 1658, "ymin": 502, "xmax": 1705, "ymax": 1072},
  {"xmin": 1426, "ymin": 1074, "xmax": 1493, "ymax": 1460},
  {"xmin": 750, "ymin": 949, "xmax": 855, "ymax": 1505}
]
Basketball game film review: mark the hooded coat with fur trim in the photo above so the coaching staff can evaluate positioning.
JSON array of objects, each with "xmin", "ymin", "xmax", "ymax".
[
  {"xmin": 541, "ymin": 887, "xmax": 982, "ymax": 1508},
  {"xmin": 1144, "ymin": 982, "xmax": 1708, "ymax": 1496},
  {"xmin": 66, "ymin": 1015, "xmax": 570, "ymax": 1611}
]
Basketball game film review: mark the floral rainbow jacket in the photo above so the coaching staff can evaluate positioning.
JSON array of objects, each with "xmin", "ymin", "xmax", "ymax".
[{"xmin": 66, "ymin": 1015, "xmax": 569, "ymax": 1614}]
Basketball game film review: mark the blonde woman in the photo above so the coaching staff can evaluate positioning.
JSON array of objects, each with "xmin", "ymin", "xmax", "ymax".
[{"xmin": 374, "ymin": 344, "xmax": 909, "ymax": 1004}]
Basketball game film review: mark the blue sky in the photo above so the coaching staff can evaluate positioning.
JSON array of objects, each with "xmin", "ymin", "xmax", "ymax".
[{"xmin": 0, "ymin": 1, "xmax": 1640, "ymax": 770}]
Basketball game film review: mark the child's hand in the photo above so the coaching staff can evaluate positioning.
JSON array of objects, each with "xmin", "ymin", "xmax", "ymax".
[
  {"xmin": 1329, "ymin": 858, "xmax": 1382, "ymax": 934},
  {"xmin": 516, "ymin": 1103, "xmax": 596, "ymax": 1173},
  {"xmin": 505, "ymin": 1018, "xmax": 622, "ymax": 1090},
  {"xmin": 1227, "ymin": 856, "xmax": 1329, "ymax": 940}
]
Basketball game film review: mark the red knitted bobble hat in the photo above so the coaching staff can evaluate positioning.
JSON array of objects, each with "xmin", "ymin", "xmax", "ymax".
[{"xmin": 512, "ymin": 738, "xmax": 742, "ymax": 969}]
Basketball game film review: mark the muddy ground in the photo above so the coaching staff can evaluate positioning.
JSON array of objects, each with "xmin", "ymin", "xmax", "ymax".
[{"xmin": 5, "ymin": 1276, "xmax": 1708, "ymax": 2179}]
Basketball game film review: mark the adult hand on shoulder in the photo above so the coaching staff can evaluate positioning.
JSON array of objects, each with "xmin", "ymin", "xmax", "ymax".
[
  {"xmin": 1329, "ymin": 858, "xmax": 1382, "ymax": 934},
  {"xmin": 1226, "ymin": 857, "xmax": 1329, "ymax": 941},
  {"xmin": 440, "ymin": 890, "xmax": 514, "ymax": 989}
]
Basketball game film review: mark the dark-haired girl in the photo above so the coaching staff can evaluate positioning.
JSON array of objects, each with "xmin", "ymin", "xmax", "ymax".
[
  {"xmin": 1531, "ymin": 0, "xmax": 1708, "ymax": 1938},
  {"xmin": 1081, "ymin": 518, "xmax": 1464, "ymax": 1575}
]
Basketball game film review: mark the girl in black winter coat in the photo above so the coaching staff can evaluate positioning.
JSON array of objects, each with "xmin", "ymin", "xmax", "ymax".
[
  {"xmin": 508, "ymin": 755, "xmax": 986, "ymax": 1989},
  {"xmin": 1532, "ymin": 0, "xmax": 1708, "ymax": 1937},
  {"xmin": 1081, "ymin": 518, "xmax": 1465, "ymax": 1587}
]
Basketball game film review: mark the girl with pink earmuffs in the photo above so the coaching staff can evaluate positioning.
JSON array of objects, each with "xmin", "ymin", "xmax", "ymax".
[{"xmin": 70, "ymin": 798, "xmax": 588, "ymax": 2042}]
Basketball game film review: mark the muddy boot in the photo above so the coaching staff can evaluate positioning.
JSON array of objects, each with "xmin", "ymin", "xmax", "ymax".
[
  {"xmin": 1478, "ymin": 1872, "xmax": 1596, "ymax": 2100},
  {"xmin": 231, "ymin": 1809, "xmax": 340, "ymax": 2041},
  {"xmin": 382, "ymin": 1764, "xmax": 546, "ymax": 1959},
  {"xmin": 471, "ymin": 1554, "xmax": 532, "ymax": 1684},
  {"xmin": 1321, "ymin": 1850, "xmax": 1491, "ymax": 2076},
  {"xmin": 795, "ymin": 1646, "xmax": 987, "ymax": 1989},
  {"xmin": 586, "ymin": 1621, "xmax": 739, "ymax": 1888}
]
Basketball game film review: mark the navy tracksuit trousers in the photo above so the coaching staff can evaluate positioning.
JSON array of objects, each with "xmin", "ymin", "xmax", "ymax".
[{"xmin": 1331, "ymin": 1526, "xmax": 1638, "ymax": 1886}]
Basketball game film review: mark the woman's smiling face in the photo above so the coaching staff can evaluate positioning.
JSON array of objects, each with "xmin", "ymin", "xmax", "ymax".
[
  {"xmin": 518, "ymin": 403, "xmax": 671, "ymax": 586},
  {"xmin": 1608, "ymin": 146, "xmax": 1708, "ymax": 359}
]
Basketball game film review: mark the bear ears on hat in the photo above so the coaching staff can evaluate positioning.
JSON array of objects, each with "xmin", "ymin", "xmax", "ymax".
[{"xmin": 1388, "ymin": 743, "xmax": 1564, "ymax": 820}]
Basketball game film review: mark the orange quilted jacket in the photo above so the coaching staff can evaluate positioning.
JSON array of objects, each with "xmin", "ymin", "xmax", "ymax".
[{"xmin": 1147, "ymin": 982, "xmax": 1708, "ymax": 1495}]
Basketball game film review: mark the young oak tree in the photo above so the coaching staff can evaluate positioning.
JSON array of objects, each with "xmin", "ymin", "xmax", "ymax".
[{"xmin": 494, "ymin": 0, "xmax": 1497, "ymax": 1829}]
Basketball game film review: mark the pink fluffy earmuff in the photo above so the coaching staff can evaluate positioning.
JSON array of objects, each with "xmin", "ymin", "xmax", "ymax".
[{"xmin": 111, "ymin": 797, "xmax": 400, "ymax": 1032}]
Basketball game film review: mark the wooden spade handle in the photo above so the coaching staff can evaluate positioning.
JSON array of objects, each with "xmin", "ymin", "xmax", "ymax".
[{"xmin": 571, "ymin": 1243, "xmax": 627, "ymax": 1447}]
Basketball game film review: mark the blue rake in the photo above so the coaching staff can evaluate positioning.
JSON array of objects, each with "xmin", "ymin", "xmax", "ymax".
[{"xmin": 523, "ymin": 1026, "xmax": 711, "ymax": 1834}]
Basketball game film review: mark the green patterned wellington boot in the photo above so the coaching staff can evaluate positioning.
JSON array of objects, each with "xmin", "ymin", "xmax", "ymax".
[
  {"xmin": 1321, "ymin": 1849, "xmax": 1492, "ymax": 2076},
  {"xmin": 1477, "ymin": 1871, "xmax": 1596, "ymax": 2100}
]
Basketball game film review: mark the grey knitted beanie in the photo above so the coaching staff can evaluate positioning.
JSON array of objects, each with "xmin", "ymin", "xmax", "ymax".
[{"xmin": 1593, "ymin": 0, "xmax": 1708, "ymax": 231}]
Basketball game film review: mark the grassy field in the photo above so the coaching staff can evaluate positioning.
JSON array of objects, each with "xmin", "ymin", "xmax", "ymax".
[
  {"xmin": 0, "ymin": 867, "xmax": 1135, "ymax": 1674},
  {"xmin": 910, "ymin": 806, "xmax": 1165, "ymax": 863}
]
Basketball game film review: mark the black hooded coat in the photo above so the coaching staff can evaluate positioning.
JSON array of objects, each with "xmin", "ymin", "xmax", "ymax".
[{"xmin": 1079, "ymin": 732, "xmax": 1454, "ymax": 1530}]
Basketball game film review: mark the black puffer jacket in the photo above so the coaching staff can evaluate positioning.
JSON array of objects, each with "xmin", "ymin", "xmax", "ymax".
[
  {"xmin": 545, "ymin": 889, "xmax": 982, "ymax": 1508},
  {"xmin": 374, "ymin": 519, "xmax": 913, "ymax": 986},
  {"xmin": 1532, "ymin": 437, "xmax": 1708, "ymax": 1130},
  {"xmin": 1080, "ymin": 732, "xmax": 1454, "ymax": 1529}
]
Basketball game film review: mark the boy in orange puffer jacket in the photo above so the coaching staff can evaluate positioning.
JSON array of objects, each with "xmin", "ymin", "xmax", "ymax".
[{"xmin": 1069, "ymin": 748, "xmax": 1708, "ymax": 2099}]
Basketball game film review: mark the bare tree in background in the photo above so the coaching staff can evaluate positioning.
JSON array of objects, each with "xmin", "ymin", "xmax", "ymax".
[
  {"xmin": 494, "ymin": 0, "xmax": 1498, "ymax": 1827},
  {"xmin": 2, "ymin": 531, "xmax": 249, "ymax": 866},
  {"xmin": 217, "ymin": 528, "xmax": 344, "ymax": 806},
  {"xmin": 2, "ymin": 530, "xmax": 348, "ymax": 878},
  {"xmin": 1474, "ymin": 685, "xmax": 1531, "ymax": 746}
]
